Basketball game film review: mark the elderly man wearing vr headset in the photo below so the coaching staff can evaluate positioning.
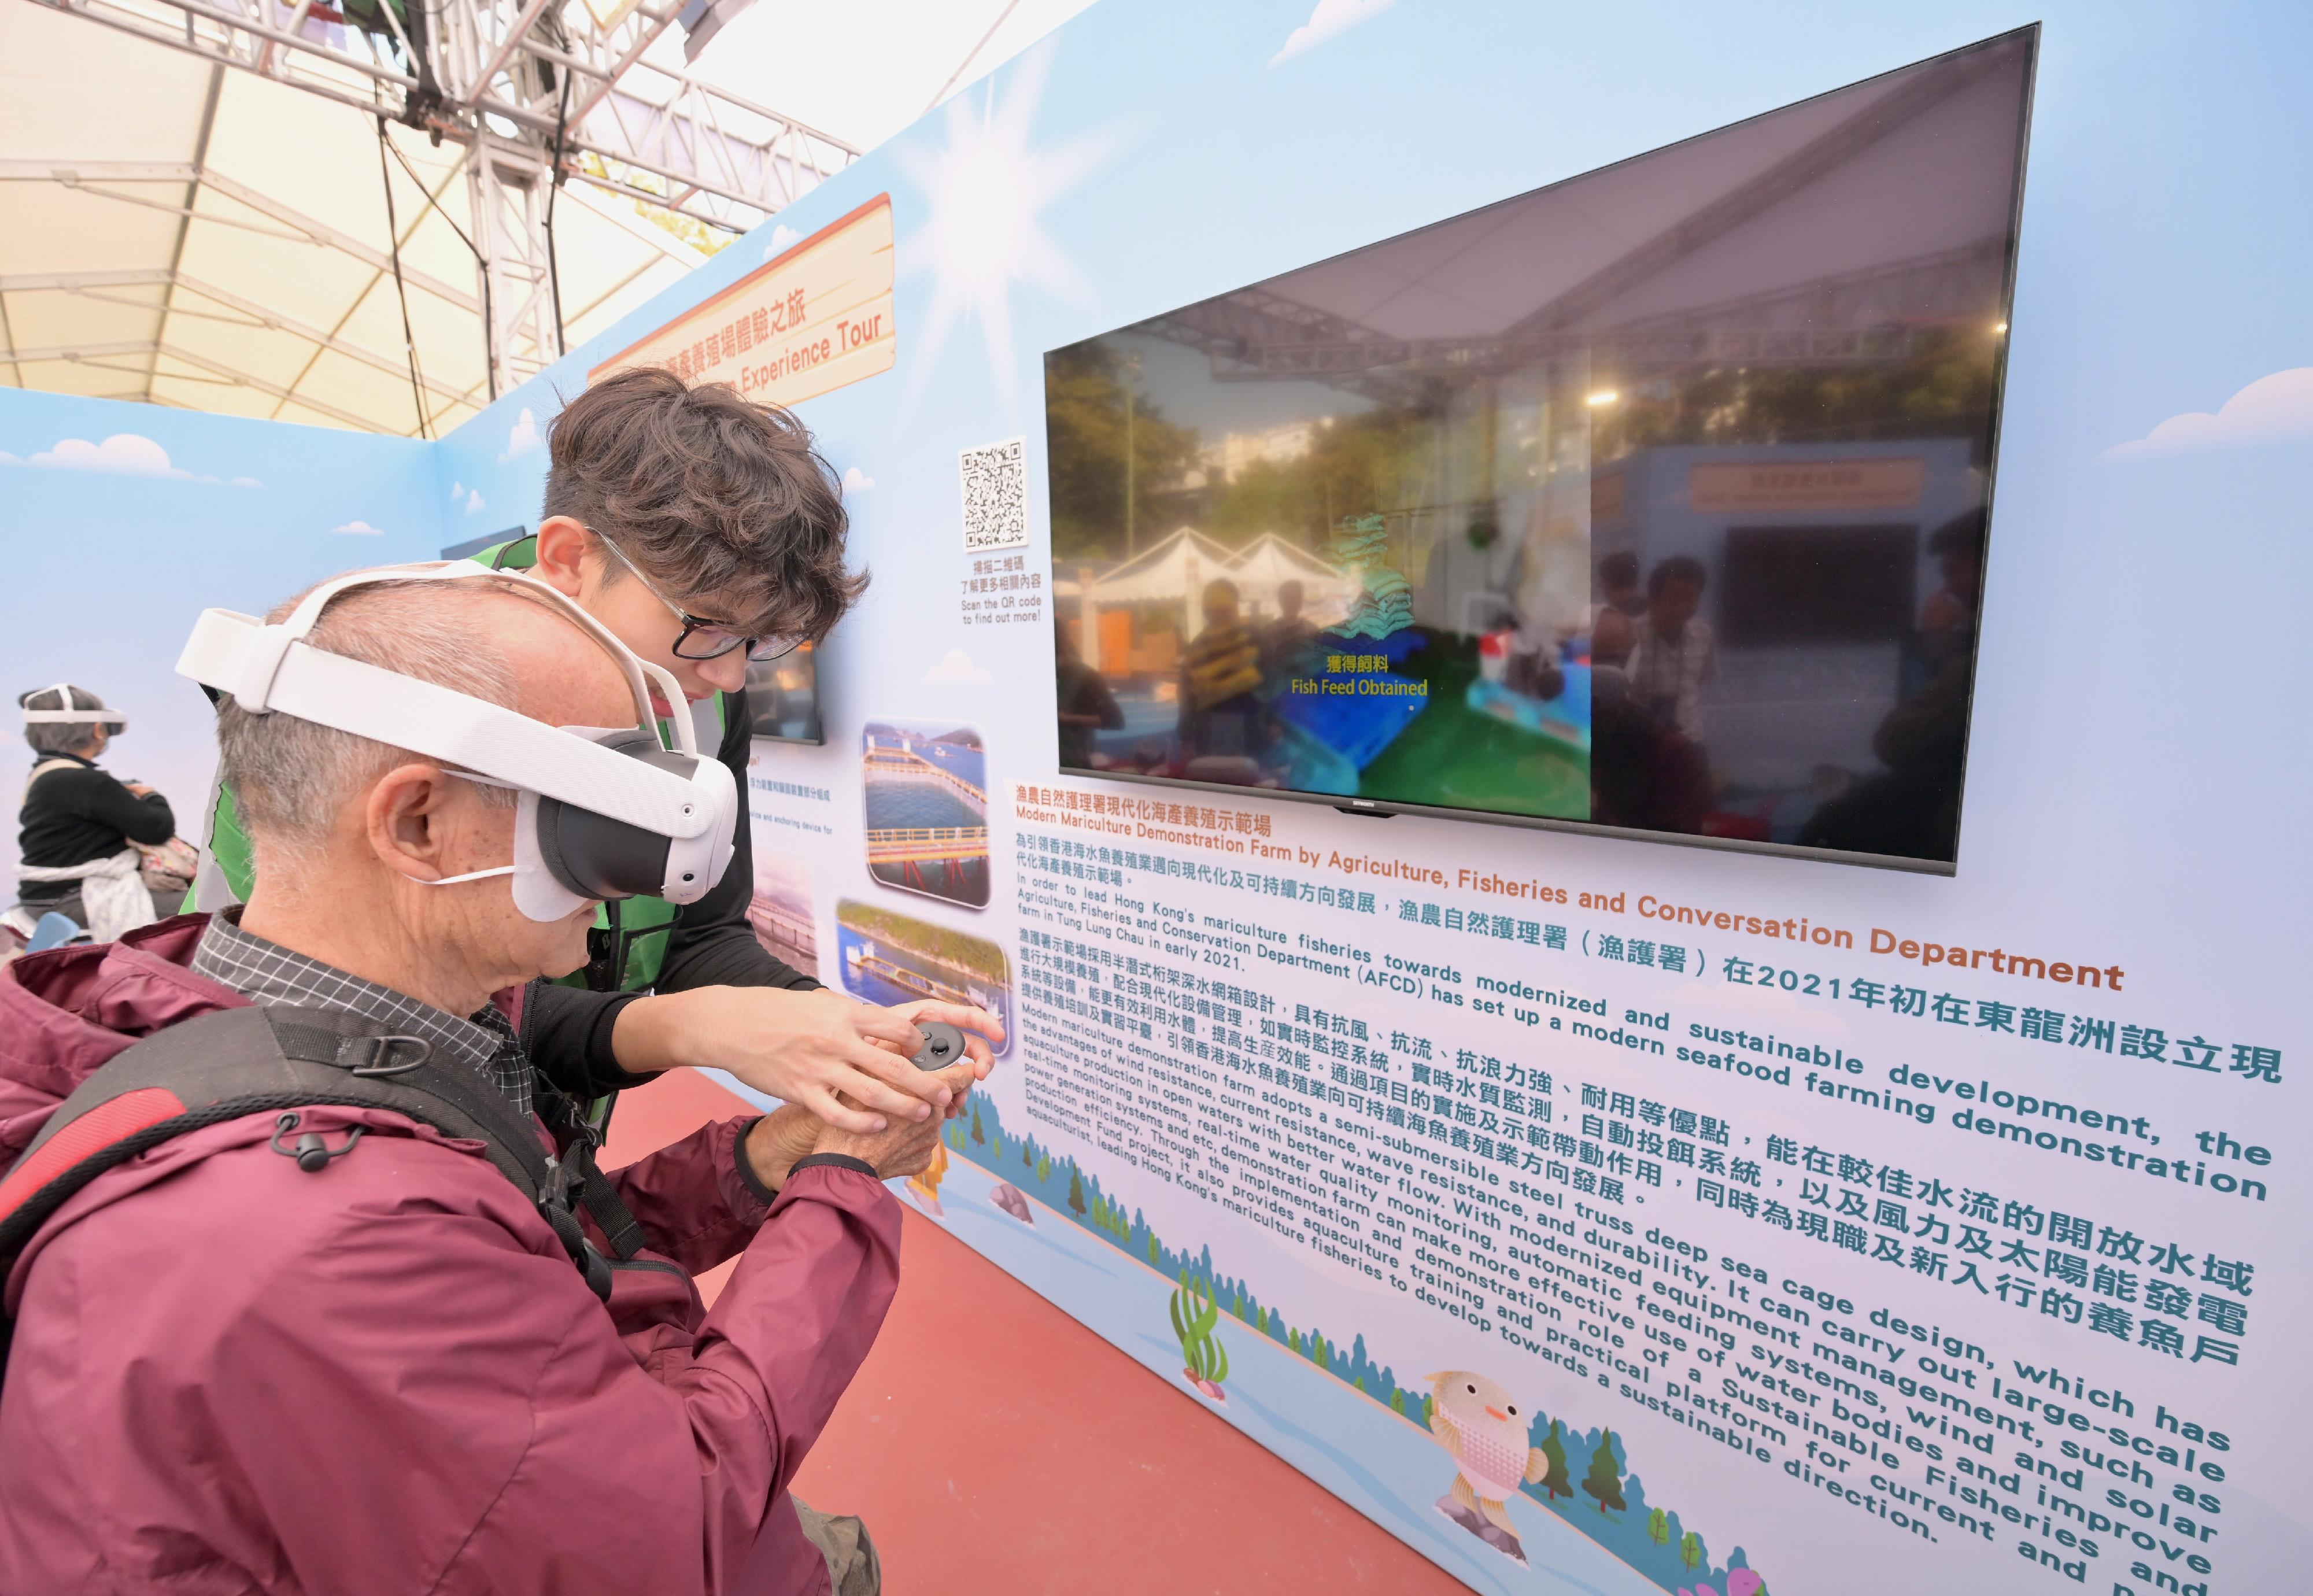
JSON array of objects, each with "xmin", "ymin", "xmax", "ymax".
[
  {"xmin": 198, "ymin": 370, "xmax": 991, "ymax": 1144},
  {"xmin": 0, "ymin": 562, "xmax": 966, "ymax": 1593}
]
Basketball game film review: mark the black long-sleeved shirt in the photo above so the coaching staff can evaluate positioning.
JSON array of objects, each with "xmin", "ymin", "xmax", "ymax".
[
  {"xmin": 523, "ymin": 688, "xmax": 822, "ymax": 1098},
  {"xmin": 17, "ymin": 754, "xmax": 175, "ymax": 904}
]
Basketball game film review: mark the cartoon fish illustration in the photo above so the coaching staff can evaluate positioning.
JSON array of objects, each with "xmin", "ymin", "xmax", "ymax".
[{"xmin": 1425, "ymin": 1370, "xmax": 1546, "ymax": 1560}]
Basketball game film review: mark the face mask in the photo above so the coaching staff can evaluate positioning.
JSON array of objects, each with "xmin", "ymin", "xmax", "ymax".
[{"xmin": 177, "ymin": 563, "xmax": 739, "ymax": 922}]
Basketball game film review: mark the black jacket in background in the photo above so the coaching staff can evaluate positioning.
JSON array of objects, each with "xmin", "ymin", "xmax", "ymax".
[{"xmin": 16, "ymin": 755, "xmax": 175, "ymax": 905}]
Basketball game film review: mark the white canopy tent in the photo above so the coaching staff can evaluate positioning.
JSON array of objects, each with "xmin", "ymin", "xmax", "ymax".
[
  {"xmin": 1080, "ymin": 526, "xmax": 1235, "ymax": 607},
  {"xmin": 1222, "ymin": 532, "xmax": 1351, "ymax": 624},
  {"xmin": 0, "ymin": 0, "xmax": 1093, "ymax": 436},
  {"xmin": 1147, "ymin": 37, "xmax": 2030, "ymax": 373},
  {"xmin": 0, "ymin": 1, "xmax": 712, "ymax": 435}
]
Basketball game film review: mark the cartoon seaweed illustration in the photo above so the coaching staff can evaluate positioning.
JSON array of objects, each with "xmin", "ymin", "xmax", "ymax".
[{"xmin": 1169, "ymin": 1272, "xmax": 1231, "ymax": 1402}]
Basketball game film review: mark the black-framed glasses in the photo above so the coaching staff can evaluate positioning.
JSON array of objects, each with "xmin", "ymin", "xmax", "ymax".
[{"xmin": 593, "ymin": 532, "xmax": 803, "ymax": 663}]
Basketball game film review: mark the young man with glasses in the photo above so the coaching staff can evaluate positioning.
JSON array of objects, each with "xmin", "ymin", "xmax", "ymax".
[{"xmin": 201, "ymin": 369, "xmax": 995, "ymax": 1138}]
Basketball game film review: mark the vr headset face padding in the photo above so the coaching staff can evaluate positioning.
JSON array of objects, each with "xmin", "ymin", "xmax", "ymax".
[
  {"xmin": 537, "ymin": 731, "xmax": 680, "ymax": 897},
  {"xmin": 534, "ymin": 731, "xmax": 733, "ymax": 904}
]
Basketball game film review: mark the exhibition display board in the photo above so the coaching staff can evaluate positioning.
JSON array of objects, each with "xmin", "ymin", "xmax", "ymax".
[{"xmin": 6, "ymin": 3, "xmax": 2308, "ymax": 1591}]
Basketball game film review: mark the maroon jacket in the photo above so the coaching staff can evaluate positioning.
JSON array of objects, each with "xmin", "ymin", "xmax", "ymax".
[{"xmin": 0, "ymin": 917, "xmax": 897, "ymax": 1594}]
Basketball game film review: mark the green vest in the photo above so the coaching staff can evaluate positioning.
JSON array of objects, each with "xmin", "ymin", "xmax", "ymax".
[{"xmin": 202, "ymin": 532, "xmax": 725, "ymax": 998}]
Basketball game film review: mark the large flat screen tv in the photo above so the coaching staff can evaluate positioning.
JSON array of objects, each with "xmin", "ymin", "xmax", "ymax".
[{"xmin": 1043, "ymin": 28, "xmax": 2035, "ymax": 873}]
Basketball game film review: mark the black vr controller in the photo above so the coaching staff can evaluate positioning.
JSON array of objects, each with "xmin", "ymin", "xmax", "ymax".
[{"xmin": 908, "ymin": 1021, "xmax": 967, "ymax": 1071}]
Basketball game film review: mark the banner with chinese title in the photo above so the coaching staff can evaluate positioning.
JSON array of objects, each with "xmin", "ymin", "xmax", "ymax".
[{"xmin": 589, "ymin": 195, "xmax": 896, "ymax": 407}]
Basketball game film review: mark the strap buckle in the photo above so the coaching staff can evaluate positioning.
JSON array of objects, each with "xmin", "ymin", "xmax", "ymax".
[{"xmin": 333, "ymin": 1034, "xmax": 434, "ymax": 1077}]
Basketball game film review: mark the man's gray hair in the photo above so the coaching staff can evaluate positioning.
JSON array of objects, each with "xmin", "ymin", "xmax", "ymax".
[
  {"xmin": 217, "ymin": 580, "xmax": 522, "ymax": 882},
  {"xmin": 19, "ymin": 685, "xmax": 109, "ymax": 756}
]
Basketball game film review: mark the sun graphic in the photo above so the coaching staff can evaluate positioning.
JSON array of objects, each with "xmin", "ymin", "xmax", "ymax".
[{"xmin": 895, "ymin": 40, "xmax": 1118, "ymax": 411}]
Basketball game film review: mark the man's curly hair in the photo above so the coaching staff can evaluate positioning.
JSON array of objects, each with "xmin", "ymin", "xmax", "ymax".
[{"xmin": 543, "ymin": 368, "xmax": 867, "ymax": 642}]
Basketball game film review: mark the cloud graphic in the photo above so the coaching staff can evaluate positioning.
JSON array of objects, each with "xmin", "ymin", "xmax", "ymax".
[
  {"xmin": 452, "ymin": 480, "xmax": 464, "ymax": 497},
  {"xmin": 0, "ymin": 452, "xmax": 19, "ymax": 466},
  {"xmin": 333, "ymin": 520, "xmax": 387, "ymax": 536},
  {"xmin": 921, "ymin": 649, "xmax": 992, "ymax": 686},
  {"xmin": 465, "ymin": 490, "xmax": 487, "ymax": 516},
  {"xmin": 1269, "ymin": 0, "xmax": 1394, "ymax": 66},
  {"xmin": 843, "ymin": 466, "xmax": 875, "ymax": 492},
  {"xmin": 2103, "ymin": 367, "xmax": 2313, "ymax": 460},
  {"xmin": 231, "ymin": 476, "xmax": 263, "ymax": 487},
  {"xmin": 25, "ymin": 433, "xmax": 190, "ymax": 478},
  {"xmin": 498, "ymin": 408, "xmax": 541, "ymax": 464},
  {"xmin": 764, "ymin": 223, "xmax": 801, "ymax": 258}
]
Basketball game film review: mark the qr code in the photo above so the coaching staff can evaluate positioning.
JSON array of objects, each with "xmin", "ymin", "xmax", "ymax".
[{"xmin": 959, "ymin": 437, "xmax": 1029, "ymax": 552}]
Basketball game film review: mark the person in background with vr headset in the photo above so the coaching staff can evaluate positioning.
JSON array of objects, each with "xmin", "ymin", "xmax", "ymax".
[
  {"xmin": 1, "ymin": 566, "xmax": 981, "ymax": 1593},
  {"xmin": 12, "ymin": 684, "xmax": 181, "ymax": 943},
  {"xmin": 199, "ymin": 370, "xmax": 978, "ymax": 1140}
]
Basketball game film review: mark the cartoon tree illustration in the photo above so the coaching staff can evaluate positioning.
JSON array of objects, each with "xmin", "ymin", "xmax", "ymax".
[
  {"xmin": 1035, "ymin": 1153, "xmax": 1052, "ymax": 1181},
  {"xmin": 1021, "ymin": 1140, "xmax": 1033, "ymax": 1168},
  {"xmin": 1147, "ymin": 1232, "xmax": 1161, "ymax": 1264},
  {"xmin": 1647, "ymin": 1507, "xmax": 1670, "ymax": 1546},
  {"xmin": 1066, "ymin": 1167, "xmax": 1087, "ymax": 1218},
  {"xmin": 970, "ymin": 1104, "xmax": 986, "ymax": 1146},
  {"xmin": 1390, "ymin": 1388, "xmax": 1407, "ymax": 1416},
  {"xmin": 1169, "ymin": 1272, "xmax": 1229, "ymax": 1390},
  {"xmin": 1537, "ymin": 1419, "xmax": 1572, "ymax": 1500},
  {"xmin": 1680, "ymin": 1531, "xmax": 1703, "ymax": 1571},
  {"xmin": 1581, "ymin": 1430, "xmax": 1626, "ymax": 1514}
]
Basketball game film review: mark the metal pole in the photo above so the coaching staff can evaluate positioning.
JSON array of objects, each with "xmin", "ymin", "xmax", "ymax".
[{"xmin": 1122, "ymin": 348, "xmax": 1141, "ymax": 559}]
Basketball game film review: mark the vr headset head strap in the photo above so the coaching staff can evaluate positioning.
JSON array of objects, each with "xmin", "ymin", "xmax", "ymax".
[
  {"xmin": 259, "ymin": 563, "xmax": 699, "ymax": 758},
  {"xmin": 20, "ymin": 682, "xmax": 129, "ymax": 729}
]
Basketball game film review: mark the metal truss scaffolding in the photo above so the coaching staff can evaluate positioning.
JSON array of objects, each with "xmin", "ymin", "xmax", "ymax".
[{"xmin": 31, "ymin": 0, "xmax": 857, "ymax": 398}]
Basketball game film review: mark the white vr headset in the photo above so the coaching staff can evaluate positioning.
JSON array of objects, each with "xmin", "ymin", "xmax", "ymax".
[
  {"xmin": 175, "ymin": 561, "xmax": 738, "ymax": 922},
  {"xmin": 21, "ymin": 682, "xmax": 128, "ymax": 732}
]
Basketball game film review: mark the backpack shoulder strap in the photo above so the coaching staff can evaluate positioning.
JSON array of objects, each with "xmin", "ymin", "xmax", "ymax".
[
  {"xmin": 483, "ymin": 532, "xmax": 540, "ymax": 571},
  {"xmin": 0, "ymin": 1006, "xmax": 611, "ymax": 1306},
  {"xmin": 21, "ymin": 758, "xmax": 82, "ymax": 804}
]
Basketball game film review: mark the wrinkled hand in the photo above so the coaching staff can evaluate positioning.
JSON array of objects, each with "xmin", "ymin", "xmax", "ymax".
[
  {"xmin": 612, "ymin": 985, "xmax": 1001, "ymax": 1135},
  {"xmin": 811, "ymin": 1061, "xmax": 977, "ymax": 1180},
  {"xmin": 741, "ymin": 1103, "xmax": 827, "ymax": 1193}
]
